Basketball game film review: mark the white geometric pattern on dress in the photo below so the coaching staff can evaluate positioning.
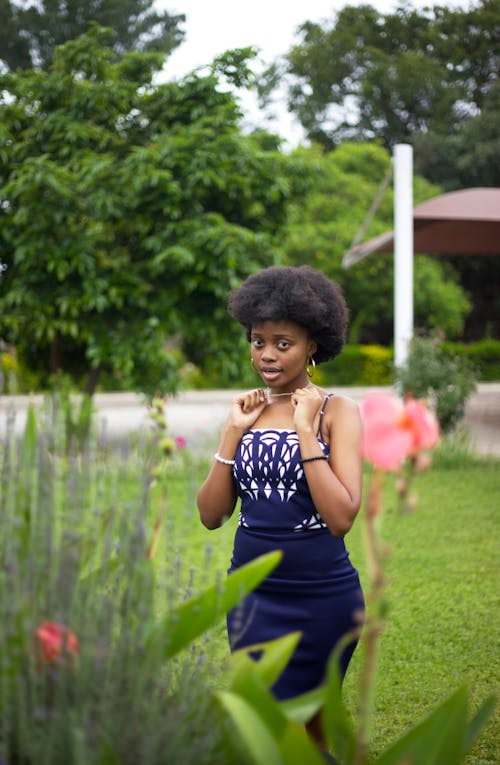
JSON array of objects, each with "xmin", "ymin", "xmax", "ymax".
[
  {"xmin": 238, "ymin": 510, "xmax": 249, "ymax": 527},
  {"xmin": 237, "ymin": 430, "xmax": 303, "ymax": 505},
  {"xmin": 293, "ymin": 511, "xmax": 327, "ymax": 531}
]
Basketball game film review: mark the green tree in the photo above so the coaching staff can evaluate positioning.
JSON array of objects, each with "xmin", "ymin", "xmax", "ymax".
[
  {"xmin": 260, "ymin": 0, "xmax": 499, "ymax": 158},
  {"xmin": 282, "ymin": 143, "xmax": 471, "ymax": 344},
  {"xmin": 414, "ymin": 79, "xmax": 500, "ymax": 190},
  {"xmin": 0, "ymin": 0, "xmax": 185, "ymax": 70},
  {"xmin": 0, "ymin": 27, "xmax": 301, "ymax": 395},
  {"xmin": 260, "ymin": 0, "xmax": 499, "ymax": 342}
]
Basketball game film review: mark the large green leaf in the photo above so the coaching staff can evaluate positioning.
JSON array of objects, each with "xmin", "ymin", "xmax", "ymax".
[
  {"xmin": 462, "ymin": 693, "xmax": 496, "ymax": 755},
  {"xmin": 230, "ymin": 666, "xmax": 288, "ymax": 734},
  {"xmin": 230, "ymin": 631, "xmax": 302, "ymax": 689},
  {"xmin": 280, "ymin": 686, "xmax": 325, "ymax": 725},
  {"xmin": 279, "ymin": 722, "xmax": 329, "ymax": 765},
  {"xmin": 152, "ymin": 550, "xmax": 282, "ymax": 659},
  {"xmin": 374, "ymin": 686, "xmax": 469, "ymax": 765},
  {"xmin": 323, "ymin": 641, "xmax": 356, "ymax": 765},
  {"xmin": 219, "ymin": 670, "xmax": 326, "ymax": 765},
  {"xmin": 217, "ymin": 691, "xmax": 284, "ymax": 765}
]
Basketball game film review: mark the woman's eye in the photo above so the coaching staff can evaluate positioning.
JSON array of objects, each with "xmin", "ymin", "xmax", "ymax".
[
  {"xmin": 278, "ymin": 341, "xmax": 289, "ymax": 350},
  {"xmin": 252, "ymin": 338, "xmax": 264, "ymax": 347}
]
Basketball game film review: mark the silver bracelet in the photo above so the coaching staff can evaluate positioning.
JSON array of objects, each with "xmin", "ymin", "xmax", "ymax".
[{"xmin": 214, "ymin": 452, "xmax": 236, "ymax": 466}]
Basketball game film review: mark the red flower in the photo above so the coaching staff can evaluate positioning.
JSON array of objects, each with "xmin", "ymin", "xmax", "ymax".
[
  {"xmin": 35, "ymin": 621, "xmax": 79, "ymax": 665},
  {"xmin": 360, "ymin": 393, "xmax": 439, "ymax": 471},
  {"xmin": 175, "ymin": 435, "xmax": 187, "ymax": 450}
]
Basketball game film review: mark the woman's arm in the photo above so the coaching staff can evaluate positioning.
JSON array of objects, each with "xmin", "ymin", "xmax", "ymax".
[
  {"xmin": 294, "ymin": 392, "xmax": 363, "ymax": 537},
  {"xmin": 197, "ymin": 389, "xmax": 268, "ymax": 530}
]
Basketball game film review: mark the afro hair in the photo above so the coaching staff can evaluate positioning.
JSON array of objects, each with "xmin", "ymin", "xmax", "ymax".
[{"xmin": 228, "ymin": 266, "xmax": 349, "ymax": 363}]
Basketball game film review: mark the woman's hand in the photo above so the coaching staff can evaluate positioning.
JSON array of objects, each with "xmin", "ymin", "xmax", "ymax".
[
  {"xmin": 227, "ymin": 388, "xmax": 268, "ymax": 431},
  {"xmin": 291, "ymin": 385, "xmax": 323, "ymax": 433}
]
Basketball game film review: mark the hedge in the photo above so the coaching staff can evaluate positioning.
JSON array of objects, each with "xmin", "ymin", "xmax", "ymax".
[
  {"xmin": 2, "ymin": 340, "xmax": 500, "ymax": 393},
  {"xmin": 319, "ymin": 339, "xmax": 500, "ymax": 387},
  {"xmin": 318, "ymin": 345, "xmax": 393, "ymax": 386},
  {"xmin": 442, "ymin": 339, "xmax": 500, "ymax": 382}
]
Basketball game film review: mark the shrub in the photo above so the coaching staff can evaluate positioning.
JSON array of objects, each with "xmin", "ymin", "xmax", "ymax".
[
  {"xmin": 0, "ymin": 347, "xmax": 40, "ymax": 394},
  {"xmin": 394, "ymin": 335, "xmax": 478, "ymax": 433},
  {"xmin": 321, "ymin": 344, "xmax": 393, "ymax": 386},
  {"xmin": 443, "ymin": 338, "xmax": 500, "ymax": 382}
]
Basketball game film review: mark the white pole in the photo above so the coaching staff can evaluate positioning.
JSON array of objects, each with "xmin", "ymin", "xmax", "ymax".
[{"xmin": 393, "ymin": 144, "xmax": 414, "ymax": 370}]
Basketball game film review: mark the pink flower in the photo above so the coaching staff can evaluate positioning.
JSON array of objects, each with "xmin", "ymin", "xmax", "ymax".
[
  {"xmin": 360, "ymin": 393, "xmax": 439, "ymax": 471},
  {"xmin": 175, "ymin": 435, "xmax": 187, "ymax": 450},
  {"xmin": 35, "ymin": 621, "xmax": 79, "ymax": 665}
]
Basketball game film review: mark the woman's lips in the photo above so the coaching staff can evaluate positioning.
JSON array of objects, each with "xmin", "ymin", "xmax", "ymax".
[{"xmin": 261, "ymin": 368, "xmax": 281, "ymax": 382}]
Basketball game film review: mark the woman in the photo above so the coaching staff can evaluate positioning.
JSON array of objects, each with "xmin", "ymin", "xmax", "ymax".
[{"xmin": 197, "ymin": 265, "xmax": 364, "ymax": 747}]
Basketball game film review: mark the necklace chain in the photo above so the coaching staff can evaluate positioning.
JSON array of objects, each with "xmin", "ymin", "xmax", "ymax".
[{"xmin": 266, "ymin": 384, "xmax": 313, "ymax": 400}]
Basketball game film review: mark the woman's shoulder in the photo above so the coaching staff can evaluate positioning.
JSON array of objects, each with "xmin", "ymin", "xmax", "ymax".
[
  {"xmin": 320, "ymin": 390, "xmax": 359, "ymax": 409},
  {"xmin": 323, "ymin": 392, "xmax": 361, "ymax": 424}
]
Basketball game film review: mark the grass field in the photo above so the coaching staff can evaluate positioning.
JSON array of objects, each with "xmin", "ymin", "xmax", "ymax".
[{"xmin": 162, "ymin": 441, "xmax": 499, "ymax": 764}]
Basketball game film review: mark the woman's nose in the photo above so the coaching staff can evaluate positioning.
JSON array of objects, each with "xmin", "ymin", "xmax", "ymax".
[{"xmin": 261, "ymin": 345, "xmax": 277, "ymax": 360}]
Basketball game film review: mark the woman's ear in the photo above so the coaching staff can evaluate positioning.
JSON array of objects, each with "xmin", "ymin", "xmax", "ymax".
[{"xmin": 308, "ymin": 339, "xmax": 318, "ymax": 358}]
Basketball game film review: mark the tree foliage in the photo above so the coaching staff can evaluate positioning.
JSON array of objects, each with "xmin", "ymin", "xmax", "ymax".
[
  {"xmin": 0, "ymin": 27, "xmax": 302, "ymax": 395},
  {"xmin": 259, "ymin": 1, "xmax": 499, "ymax": 342},
  {"xmin": 413, "ymin": 79, "xmax": 500, "ymax": 191},
  {"xmin": 281, "ymin": 143, "xmax": 471, "ymax": 344},
  {"xmin": 260, "ymin": 0, "xmax": 499, "ymax": 187},
  {"xmin": 0, "ymin": 0, "xmax": 185, "ymax": 70}
]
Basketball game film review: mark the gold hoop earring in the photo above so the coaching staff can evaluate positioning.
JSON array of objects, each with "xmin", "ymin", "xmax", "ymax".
[{"xmin": 306, "ymin": 356, "xmax": 316, "ymax": 379}]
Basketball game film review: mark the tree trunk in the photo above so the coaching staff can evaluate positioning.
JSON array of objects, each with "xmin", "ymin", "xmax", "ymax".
[
  {"xmin": 50, "ymin": 337, "xmax": 61, "ymax": 374},
  {"xmin": 85, "ymin": 366, "xmax": 102, "ymax": 397}
]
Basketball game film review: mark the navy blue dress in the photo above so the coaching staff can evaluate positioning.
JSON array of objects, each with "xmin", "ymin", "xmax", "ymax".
[{"xmin": 227, "ymin": 396, "xmax": 364, "ymax": 700}]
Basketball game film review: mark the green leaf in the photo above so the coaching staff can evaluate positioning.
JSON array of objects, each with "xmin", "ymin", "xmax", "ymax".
[
  {"xmin": 155, "ymin": 550, "xmax": 282, "ymax": 659},
  {"xmin": 323, "ymin": 640, "xmax": 356, "ymax": 765},
  {"xmin": 280, "ymin": 686, "xmax": 325, "ymax": 725},
  {"xmin": 217, "ymin": 690, "xmax": 284, "ymax": 765},
  {"xmin": 21, "ymin": 404, "xmax": 37, "ymax": 470},
  {"xmin": 279, "ymin": 723, "xmax": 329, "ymax": 765},
  {"xmin": 374, "ymin": 686, "xmax": 469, "ymax": 765},
  {"xmin": 462, "ymin": 693, "xmax": 496, "ymax": 755},
  {"xmin": 230, "ymin": 667, "xmax": 288, "ymax": 735},
  {"xmin": 323, "ymin": 637, "xmax": 356, "ymax": 765},
  {"xmin": 219, "ymin": 673, "xmax": 326, "ymax": 765},
  {"xmin": 231, "ymin": 631, "xmax": 302, "ymax": 689}
]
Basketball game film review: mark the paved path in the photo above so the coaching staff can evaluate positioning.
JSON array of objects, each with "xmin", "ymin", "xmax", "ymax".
[{"xmin": 2, "ymin": 384, "xmax": 499, "ymax": 456}]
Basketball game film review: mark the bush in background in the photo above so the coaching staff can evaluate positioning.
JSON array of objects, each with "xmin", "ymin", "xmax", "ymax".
[
  {"xmin": 183, "ymin": 339, "xmax": 500, "ymax": 391},
  {"xmin": 0, "ymin": 346, "xmax": 40, "ymax": 394},
  {"xmin": 320, "ymin": 344, "xmax": 393, "ymax": 386},
  {"xmin": 3, "ymin": 338, "xmax": 499, "ymax": 394},
  {"xmin": 394, "ymin": 335, "xmax": 478, "ymax": 433},
  {"xmin": 443, "ymin": 339, "xmax": 500, "ymax": 382}
]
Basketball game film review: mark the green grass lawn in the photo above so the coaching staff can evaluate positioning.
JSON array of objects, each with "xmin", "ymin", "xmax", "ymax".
[{"xmin": 162, "ymin": 444, "xmax": 499, "ymax": 764}]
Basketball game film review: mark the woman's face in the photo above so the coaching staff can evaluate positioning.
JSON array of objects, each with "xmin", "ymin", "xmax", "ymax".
[{"xmin": 250, "ymin": 320, "xmax": 317, "ymax": 392}]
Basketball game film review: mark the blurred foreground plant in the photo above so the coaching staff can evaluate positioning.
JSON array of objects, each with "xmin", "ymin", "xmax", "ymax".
[{"xmin": 0, "ymin": 396, "xmax": 280, "ymax": 764}]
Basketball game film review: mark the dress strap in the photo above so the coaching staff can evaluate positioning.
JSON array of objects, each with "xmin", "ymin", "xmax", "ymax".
[{"xmin": 317, "ymin": 393, "xmax": 334, "ymax": 441}]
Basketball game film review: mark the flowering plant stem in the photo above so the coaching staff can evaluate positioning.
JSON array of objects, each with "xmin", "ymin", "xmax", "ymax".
[{"xmin": 355, "ymin": 469, "xmax": 386, "ymax": 765}]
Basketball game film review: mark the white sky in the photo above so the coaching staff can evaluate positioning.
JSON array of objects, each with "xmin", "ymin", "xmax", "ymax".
[{"xmin": 160, "ymin": 0, "xmax": 469, "ymax": 145}]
